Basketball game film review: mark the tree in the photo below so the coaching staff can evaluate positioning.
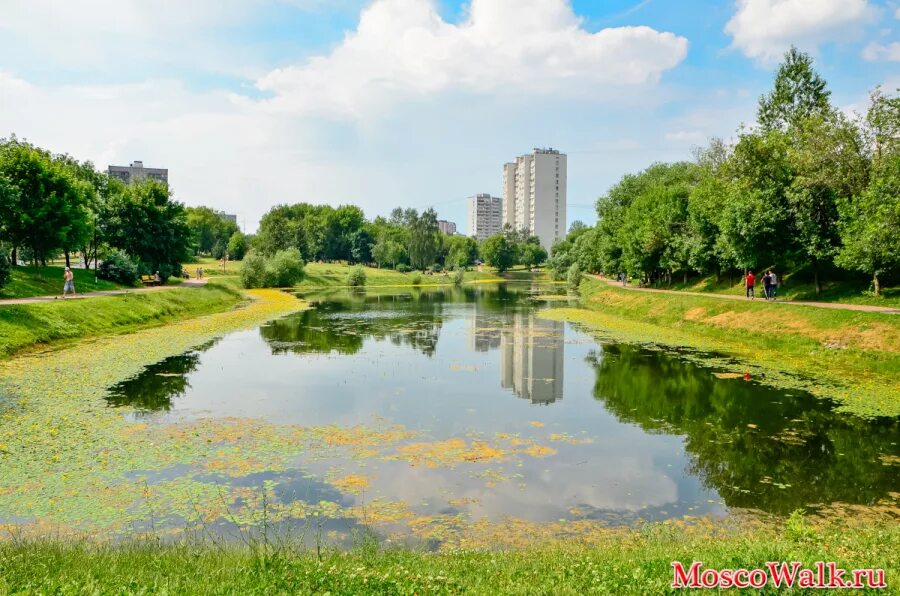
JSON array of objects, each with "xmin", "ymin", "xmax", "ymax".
[
  {"xmin": 227, "ymin": 231, "xmax": 248, "ymax": 260},
  {"xmin": 186, "ymin": 206, "xmax": 239, "ymax": 256},
  {"xmin": 519, "ymin": 239, "xmax": 548, "ymax": 270},
  {"xmin": 371, "ymin": 239, "xmax": 406, "ymax": 269},
  {"xmin": 445, "ymin": 235, "xmax": 478, "ymax": 269},
  {"xmin": 480, "ymin": 233, "xmax": 515, "ymax": 272},
  {"xmin": 408, "ymin": 208, "xmax": 440, "ymax": 270},
  {"xmin": 0, "ymin": 139, "xmax": 92, "ymax": 267},
  {"xmin": 836, "ymin": 155, "xmax": 900, "ymax": 295},
  {"xmin": 786, "ymin": 112, "xmax": 868, "ymax": 294},
  {"xmin": 349, "ymin": 228, "xmax": 373, "ymax": 264},
  {"xmin": 102, "ymin": 179, "xmax": 192, "ymax": 280},
  {"xmin": 758, "ymin": 46, "xmax": 831, "ymax": 132}
]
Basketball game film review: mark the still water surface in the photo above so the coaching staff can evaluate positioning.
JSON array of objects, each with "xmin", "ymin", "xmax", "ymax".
[{"xmin": 106, "ymin": 284, "xmax": 899, "ymax": 529}]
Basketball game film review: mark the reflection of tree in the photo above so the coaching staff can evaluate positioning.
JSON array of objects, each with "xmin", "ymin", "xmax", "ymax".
[
  {"xmin": 264, "ymin": 284, "xmax": 533, "ymax": 358},
  {"xmin": 106, "ymin": 343, "xmax": 212, "ymax": 411},
  {"xmin": 588, "ymin": 344, "xmax": 900, "ymax": 514}
]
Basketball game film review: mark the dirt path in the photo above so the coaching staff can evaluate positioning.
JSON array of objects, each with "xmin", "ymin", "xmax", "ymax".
[
  {"xmin": 0, "ymin": 278, "xmax": 209, "ymax": 306},
  {"xmin": 591, "ymin": 276, "xmax": 900, "ymax": 314}
]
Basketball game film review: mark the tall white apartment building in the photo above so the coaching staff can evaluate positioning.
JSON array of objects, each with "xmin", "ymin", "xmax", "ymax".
[
  {"xmin": 501, "ymin": 162, "xmax": 517, "ymax": 228},
  {"xmin": 502, "ymin": 148, "xmax": 567, "ymax": 249},
  {"xmin": 467, "ymin": 193, "xmax": 502, "ymax": 241}
]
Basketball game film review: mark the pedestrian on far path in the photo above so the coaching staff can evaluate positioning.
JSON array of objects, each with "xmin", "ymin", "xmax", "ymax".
[
  {"xmin": 769, "ymin": 270, "xmax": 778, "ymax": 301},
  {"xmin": 196, "ymin": 266, "xmax": 201, "ymax": 280},
  {"xmin": 745, "ymin": 270, "xmax": 755, "ymax": 300},
  {"xmin": 763, "ymin": 271, "xmax": 773, "ymax": 300},
  {"xmin": 62, "ymin": 267, "xmax": 76, "ymax": 298}
]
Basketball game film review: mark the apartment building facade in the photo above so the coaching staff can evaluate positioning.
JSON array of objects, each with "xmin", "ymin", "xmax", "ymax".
[
  {"xmin": 437, "ymin": 219, "xmax": 457, "ymax": 235},
  {"xmin": 107, "ymin": 160, "xmax": 168, "ymax": 187},
  {"xmin": 467, "ymin": 193, "xmax": 502, "ymax": 241},
  {"xmin": 501, "ymin": 148, "xmax": 567, "ymax": 249}
]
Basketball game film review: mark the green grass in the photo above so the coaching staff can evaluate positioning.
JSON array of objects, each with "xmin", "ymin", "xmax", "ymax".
[
  {"xmin": 0, "ymin": 283, "xmax": 244, "ymax": 358},
  {"xmin": 648, "ymin": 270, "xmax": 900, "ymax": 308},
  {"xmin": 295, "ymin": 262, "xmax": 503, "ymax": 290},
  {"xmin": 183, "ymin": 256, "xmax": 242, "ymax": 277},
  {"xmin": 0, "ymin": 265, "xmax": 124, "ymax": 299},
  {"xmin": 0, "ymin": 514, "xmax": 895, "ymax": 594},
  {"xmin": 543, "ymin": 277, "xmax": 900, "ymax": 417}
]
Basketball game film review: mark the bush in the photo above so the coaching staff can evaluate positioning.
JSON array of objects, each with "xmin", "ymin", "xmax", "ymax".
[
  {"xmin": 347, "ymin": 265, "xmax": 367, "ymax": 287},
  {"xmin": 0, "ymin": 249, "xmax": 10, "ymax": 290},
  {"xmin": 431, "ymin": 263, "xmax": 443, "ymax": 273},
  {"xmin": 453, "ymin": 268, "xmax": 465, "ymax": 286},
  {"xmin": 98, "ymin": 250, "xmax": 139, "ymax": 286},
  {"xmin": 211, "ymin": 240, "xmax": 226, "ymax": 260},
  {"xmin": 266, "ymin": 248, "xmax": 305, "ymax": 287},
  {"xmin": 395, "ymin": 264, "xmax": 412, "ymax": 273},
  {"xmin": 240, "ymin": 249, "xmax": 304, "ymax": 289},
  {"xmin": 239, "ymin": 252, "xmax": 269, "ymax": 289},
  {"xmin": 227, "ymin": 231, "xmax": 247, "ymax": 261},
  {"xmin": 567, "ymin": 262, "xmax": 582, "ymax": 290},
  {"xmin": 411, "ymin": 273, "xmax": 422, "ymax": 286}
]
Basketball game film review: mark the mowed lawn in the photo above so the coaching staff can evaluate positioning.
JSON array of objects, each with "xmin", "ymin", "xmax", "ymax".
[{"xmin": 0, "ymin": 266, "xmax": 123, "ymax": 299}]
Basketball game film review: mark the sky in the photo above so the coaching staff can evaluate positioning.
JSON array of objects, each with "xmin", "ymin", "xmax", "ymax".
[{"xmin": 1, "ymin": 0, "xmax": 898, "ymax": 233}]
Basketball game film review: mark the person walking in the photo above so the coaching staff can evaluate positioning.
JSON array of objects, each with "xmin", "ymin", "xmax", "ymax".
[
  {"xmin": 763, "ymin": 271, "xmax": 773, "ymax": 301},
  {"xmin": 745, "ymin": 270, "xmax": 755, "ymax": 300},
  {"xmin": 769, "ymin": 270, "xmax": 778, "ymax": 301},
  {"xmin": 62, "ymin": 267, "xmax": 76, "ymax": 298}
]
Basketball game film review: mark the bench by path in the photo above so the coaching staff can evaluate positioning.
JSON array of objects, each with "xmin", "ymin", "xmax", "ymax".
[
  {"xmin": 590, "ymin": 276, "xmax": 900, "ymax": 315},
  {"xmin": 0, "ymin": 278, "xmax": 209, "ymax": 306}
]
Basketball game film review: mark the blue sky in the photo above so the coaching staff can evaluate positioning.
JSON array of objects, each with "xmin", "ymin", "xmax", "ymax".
[{"xmin": 1, "ymin": 0, "xmax": 898, "ymax": 232}]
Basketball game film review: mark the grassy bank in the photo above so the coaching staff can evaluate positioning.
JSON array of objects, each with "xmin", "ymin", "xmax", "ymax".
[
  {"xmin": 0, "ymin": 265, "xmax": 124, "ymax": 299},
  {"xmin": 0, "ymin": 514, "xmax": 895, "ymax": 594},
  {"xmin": 542, "ymin": 277, "xmax": 900, "ymax": 417},
  {"xmin": 295, "ymin": 262, "xmax": 503, "ymax": 290},
  {"xmin": 0, "ymin": 283, "xmax": 244, "ymax": 358},
  {"xmin": 645, "ymin": 270, "xmax": 900, "ymax": 308}
]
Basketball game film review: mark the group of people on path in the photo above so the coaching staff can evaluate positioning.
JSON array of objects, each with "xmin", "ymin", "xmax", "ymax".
[{"xmin": 745, "ymin": 270, "xmax": 778, "ymax": 301}]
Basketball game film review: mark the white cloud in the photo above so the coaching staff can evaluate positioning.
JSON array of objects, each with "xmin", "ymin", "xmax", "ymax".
[
  {"xmin": 257, "ymin": 0, "xmax": 688, "ymax": 116},
  {"xmin": 724, "ymin": 0, "xmax": 877, "ymax": 61},
  {"xmin": 896, "ymin": 7, "xmax": 900, "ymax": 18},
  {"xmin": 863, "ymin": 41, "xmax": 900, "ymax": 61},
  {"xmin": 0, "ymin": 0, "xmax": 694, "ymax": 231}
]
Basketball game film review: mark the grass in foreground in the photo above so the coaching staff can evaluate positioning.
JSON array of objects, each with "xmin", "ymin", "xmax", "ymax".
[
  {"xmin": 543, "ymin": 277, "xmax": 900, "ymax": 417},
  {"xmin": 0, "ymin": 265, "xmax": 123, "ymax": 299},
  {"xmin": 295, "ymin": 262, "xmax": 503, "ymax": 290},
  {"xmin": 0, "ymin": 283, "xmax": 244, "ymax": 358},
  {"xmin": 0, "ymin": 514, "xmax": 895, "ymax": 594}
]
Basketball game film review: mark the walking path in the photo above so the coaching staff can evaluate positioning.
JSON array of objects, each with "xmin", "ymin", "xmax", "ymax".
[
  {"xmin": 0, "ymin": 278, "xmax": 209, "ymax": 306},
  {"xmin": 592, "ymin": 276, "xmax": 900, "ymax": 314}
]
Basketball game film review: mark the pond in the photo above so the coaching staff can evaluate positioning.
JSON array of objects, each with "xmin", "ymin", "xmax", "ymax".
[{"xmin": 105, "ymin": 283, "xmax": 899, "ymax": 537}]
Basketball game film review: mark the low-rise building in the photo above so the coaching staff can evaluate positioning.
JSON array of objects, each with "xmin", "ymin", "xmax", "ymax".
[{"xmin": 107, "ymin": 160, "xmax": 168, "ymax": 187}]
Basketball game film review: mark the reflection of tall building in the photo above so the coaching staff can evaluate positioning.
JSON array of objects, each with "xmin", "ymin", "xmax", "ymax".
[
  {"xmin": 500, "ymin": 314, "xmax": 564, "ymax": 404},
  {"xmin": 469, "ymin": 309, "xmax": 501, "ymax": 352}
]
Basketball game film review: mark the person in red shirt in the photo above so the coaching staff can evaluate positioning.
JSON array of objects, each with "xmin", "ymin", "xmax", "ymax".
[{"xmin": 745, "ymin": 271, "xmax": 755, "ymax": 299}]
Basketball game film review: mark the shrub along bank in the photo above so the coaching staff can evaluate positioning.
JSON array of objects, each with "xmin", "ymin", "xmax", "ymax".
[
  {"xmin": 0, "ymin": 283, "xmax": 243, "ymax": 358},
  {"xmin": 542, "ymin": 277, "xmax": 900, "ymax": 417}
]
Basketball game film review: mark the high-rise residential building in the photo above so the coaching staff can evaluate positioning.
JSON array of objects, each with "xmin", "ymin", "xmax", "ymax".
[
  {"xmin": 500, "ymin": 312, "xmax": 564, "ymax": 405},
  {"xmin": 501, "ymin": 162, "xmax": 517, "ymax": 228},
  {"xmin": 107, "ymin": 160, "xmax": 168, "ymax": 187},
  {"xmin": 501, "ymin": 148, "xmax": 567, "ymax": 249},
  {"xmin": 437, "ymin": 220, "xmax": 457, "ymax": 235},
  {"xmin": 467, "ymin": 193, "xmax": 502, "ymax": 241}
]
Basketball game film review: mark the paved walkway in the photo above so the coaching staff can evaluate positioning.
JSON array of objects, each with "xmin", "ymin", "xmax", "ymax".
[
  {"xmin": 0, "ymin": 278, "xmax": 209, "ymax": 306},
  {"xmin": 591, "ymin": 276, "xmax": 900, "ymax": 314}
]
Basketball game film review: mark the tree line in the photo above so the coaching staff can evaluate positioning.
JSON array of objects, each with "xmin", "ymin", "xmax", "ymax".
[
  {"xmin": 251, "ymin": 203, "xmax": 545, "ymax": 275},
  {"xmin": 0, "ymin": 137, "xmax": 253, "ymax": 288},
  {"xmin": 550, "ymin": 47, "xmax": 900, "ymax": 295}
]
